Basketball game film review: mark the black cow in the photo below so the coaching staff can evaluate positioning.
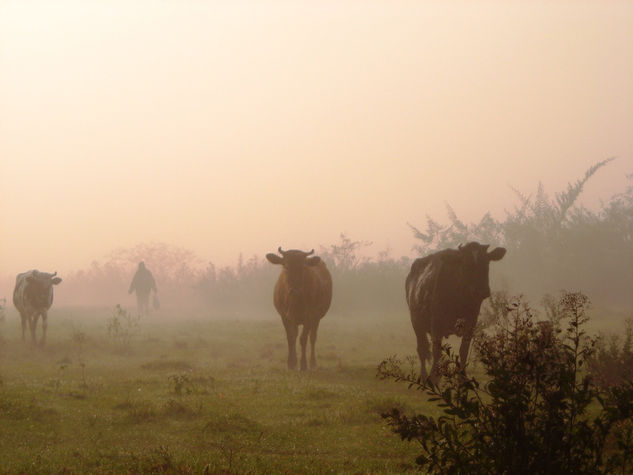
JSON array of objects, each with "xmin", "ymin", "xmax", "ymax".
[
  {"xmin": 266, "ymin": 247, "xmax": 332, "ymax": 370},
  {"xmin": 405, "ymin": 242, "xmax": 506, "ymax": 381},
  {"xmin": 13, "ymin": 270, "xmax": 62, "ymax": 345}
]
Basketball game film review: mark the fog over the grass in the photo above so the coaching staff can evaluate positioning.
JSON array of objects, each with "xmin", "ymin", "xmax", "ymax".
[{"xmin": 1, "ymin": 1, "xmax": 632, "ymax": 302}]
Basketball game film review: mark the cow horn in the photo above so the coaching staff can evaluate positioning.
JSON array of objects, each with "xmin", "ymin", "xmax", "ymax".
[
  {"xmin": 304, "ymin": 249, "xmax": 314, "ymax": 256},
  {"xmin": 51, "ymin": 271, "xmax": 57, "ymax": 277},
  {"xmin": 458, "ymin": 243, "xmax": 464, "ymax": 250},
  {"xmin": 278, "ymin": 247, "xmax": 286, "ymax": 256}
]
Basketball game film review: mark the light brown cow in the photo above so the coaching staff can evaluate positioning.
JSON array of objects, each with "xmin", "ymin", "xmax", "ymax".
[{"xmin": 266, "ymin": 247, "xmax": 332, "ymax": 370}]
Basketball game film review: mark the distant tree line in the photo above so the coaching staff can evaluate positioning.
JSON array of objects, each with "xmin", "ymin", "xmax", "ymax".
[
  {"xmin": 59, "ymin": 159, "xmax": 632, "ymax": 314},
  {"xmin": 409, "ymin": 158, "xmax": 633, "ymax": 306}
]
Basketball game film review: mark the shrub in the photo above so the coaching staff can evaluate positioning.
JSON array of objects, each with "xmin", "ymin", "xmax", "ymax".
[{"xmin": 378, "ymin": 291, "xmax": 633, "ymax": 474}]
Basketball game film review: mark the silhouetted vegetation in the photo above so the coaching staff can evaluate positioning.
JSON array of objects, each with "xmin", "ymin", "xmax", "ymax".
[
  {"xmin": 378, "ymin": 291, "xmax": 633, "ymax": 474},
  {"xmin": 409, "ymin": 159, "xmax": 633, "ymax": 305},
  {"xmin": 317, "ymin": 234, "xmax": 410, "ymax": 317},
  {"xmin": 57, "ymin": 159, "xmax": 632, "ymax": 314},
  {"xmin": 59, "ymin": 242, "xmax": 205, "ymax": 310}
]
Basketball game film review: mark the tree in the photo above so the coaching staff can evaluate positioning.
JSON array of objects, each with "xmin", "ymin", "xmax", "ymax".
[
  {"xmin": 407, "ymin": 159, "xmax": 632, "ymax": 304},
  {"xmin": 319, "ymin": 233, "xmax": 372, "ymax": 271}
]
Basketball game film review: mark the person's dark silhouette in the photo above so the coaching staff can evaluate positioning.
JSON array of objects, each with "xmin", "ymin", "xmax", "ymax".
[{"xmin": 128, "ymin": 261, "xmax": 157, "ymax": 316}]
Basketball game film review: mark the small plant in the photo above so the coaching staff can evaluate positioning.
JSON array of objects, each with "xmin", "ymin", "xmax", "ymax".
[
  {"xmin": 148, "ymin": 445, "xmax": 174, "ymax": 472},
  {"xmin": 167, "ymin": 372, "xmax": 214, "ymax": 396},
  {"xmin": 71, "ymin": 327, "xmax": 88, "ymax": 390},
  {"xmin": 378, "ymin": 291, "xmax": 633, "ymax": 474},
  {"xmin": 205, "ymin": 436, "xmax": 242, "ymax": 474},
  {"xmin": 106, "ymin": 304, "xmax": 140, "ymax": 353},
  {"xmin": 50, "ymin": 362, "xmax": 69, "ymax": 395},
  {"xmin": 169, "ymin": 373, "xmax": 194, "ymax": 396}
]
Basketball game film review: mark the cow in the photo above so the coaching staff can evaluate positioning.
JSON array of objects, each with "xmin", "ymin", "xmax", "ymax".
[
  {"xmin": 13, "ymin": 270, "xmax": 62, "ymax": 345},
  {"xmin": 405, "ymin": 242, "xmax": 506, "ymax": 382},
  {"xmin": 266, "ymin": 247, "xmax": 332, "ymax": 370}
]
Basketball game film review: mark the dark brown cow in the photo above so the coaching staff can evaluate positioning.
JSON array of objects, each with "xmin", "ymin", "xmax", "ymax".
[
  {"xmin": 13, "ymin": 270, "xmax": 62, "ymax": 345},
  {"xmin": 405, "ymin": 242, "xmax": 506, "ymax": 381},
  {"xmin": 266, "ymin": 247, "xmax": 332, "ymax": 370}
]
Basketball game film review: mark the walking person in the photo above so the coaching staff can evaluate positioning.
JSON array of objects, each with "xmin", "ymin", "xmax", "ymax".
[{"xmin": 128, "ymin": 261, "xmax": 157, "ymax": 316}]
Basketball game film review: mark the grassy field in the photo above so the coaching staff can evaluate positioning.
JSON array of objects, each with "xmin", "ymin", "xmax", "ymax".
[
  {"xmin": 0, "ymin": 306, "xmax": 438, "ymax": 474},
  {"xmin": 1, "ymin": 301, "xmax": 629, "ymax": 474}
]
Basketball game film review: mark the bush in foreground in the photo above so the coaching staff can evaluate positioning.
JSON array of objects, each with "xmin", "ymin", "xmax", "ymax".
[{"xmin": 378, "ymin": 292, "xmax": 633, "ymax": 474}]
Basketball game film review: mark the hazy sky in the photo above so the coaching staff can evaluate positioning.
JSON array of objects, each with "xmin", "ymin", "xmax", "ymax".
[{"xmin": 1, "ymin": 0, "xmax": 632, "ymax": 280}]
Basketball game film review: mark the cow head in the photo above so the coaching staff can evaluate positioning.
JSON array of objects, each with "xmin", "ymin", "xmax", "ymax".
[
  {"xmin": 266, "ymin": 247, "xmax": 321, "ymax": 302},
  {"xmin": 26, "ymin": 271, "xmax": 62, "ymax": 307},
  {"xmin": 446, "ymin": 242, "xmax": 506, "ymax": 300}
]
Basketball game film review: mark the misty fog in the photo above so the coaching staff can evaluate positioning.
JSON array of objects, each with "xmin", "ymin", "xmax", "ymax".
[
  {"xmin": 1, "ymin": 2, "xmax": 633, "ymax": 471},
  {"xmin": 2, "ymin": 160, "xmax": 626, "ymax": 324}
]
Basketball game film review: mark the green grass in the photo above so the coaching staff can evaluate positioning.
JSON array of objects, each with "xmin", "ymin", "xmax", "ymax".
[
  {"xmin": 0, "ymin": 307, "xmax": 431, "ymax": 473},
  {"xmin": 2, "ymin": 304, "xmax": 628, "ymax": 473}
]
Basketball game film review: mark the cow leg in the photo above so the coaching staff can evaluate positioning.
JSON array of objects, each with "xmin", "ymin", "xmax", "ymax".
[
  {"xmin": 284, "ymin": 320, "xmax": 298, "ymax": 370},
  {"xmin": 429, "ymin": 336, "xmax": 442, "ymax": 383},
  {"xmin": 309, "ymin": 320, "xmax": 320, "ymax": 370},
  {"xmin": 20, "ymin": 313, "xmax": 27, "ymax": 342},
  {"xmin": 458, "ymin": 331, "xmax": 474, "ymax": 374},
  {"xmin": 411, "ymin": 313, "xmax": 430, "ymax": 381},
  {"xmin": 299, "ymin": 324, "xmax": 309, "ymax": 371},
  {"xmin": 40, "ymin": 311, "xmax": 48, "ymax": 346},
  {"xmin": 28, "ymin": 314, "xmax": 39, "ymax": 345},
  {"xmin": 415, "ymin": 330, "xmax": 430, "ymax": 382}
]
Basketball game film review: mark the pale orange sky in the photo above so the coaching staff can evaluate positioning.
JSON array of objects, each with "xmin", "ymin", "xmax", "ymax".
[{"xmin": 1, "ymin": 0, "xmax": 632, "ymax": 283}]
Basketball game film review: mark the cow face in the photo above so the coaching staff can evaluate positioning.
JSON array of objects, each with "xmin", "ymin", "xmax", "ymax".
[
  {"xmin": 266, "ymin": 248, "xmax": 321, "ymax": 297},
  {"xmin": 451, "ymin": 242, "xmax": 506, "ymax": 300},
  {"xmin": 26, "ymin": 271, "xmax": 62, "ymax": 307}
]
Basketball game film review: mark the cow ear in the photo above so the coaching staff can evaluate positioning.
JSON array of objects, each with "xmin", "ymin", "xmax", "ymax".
[
  {"xmin": 488, "ymin": 247, "xmax": 506, "ymax": 261},
  {"xmin": 266, "ymin": 253, "xmax": 283, "ymax": 265},
  {"xmin": 52, "ymin": 277, "xmax": 62, "ymax": 285},
  {"xmin": 306, "ymin": 256, "xmax": 321, "ymax": 266}
]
